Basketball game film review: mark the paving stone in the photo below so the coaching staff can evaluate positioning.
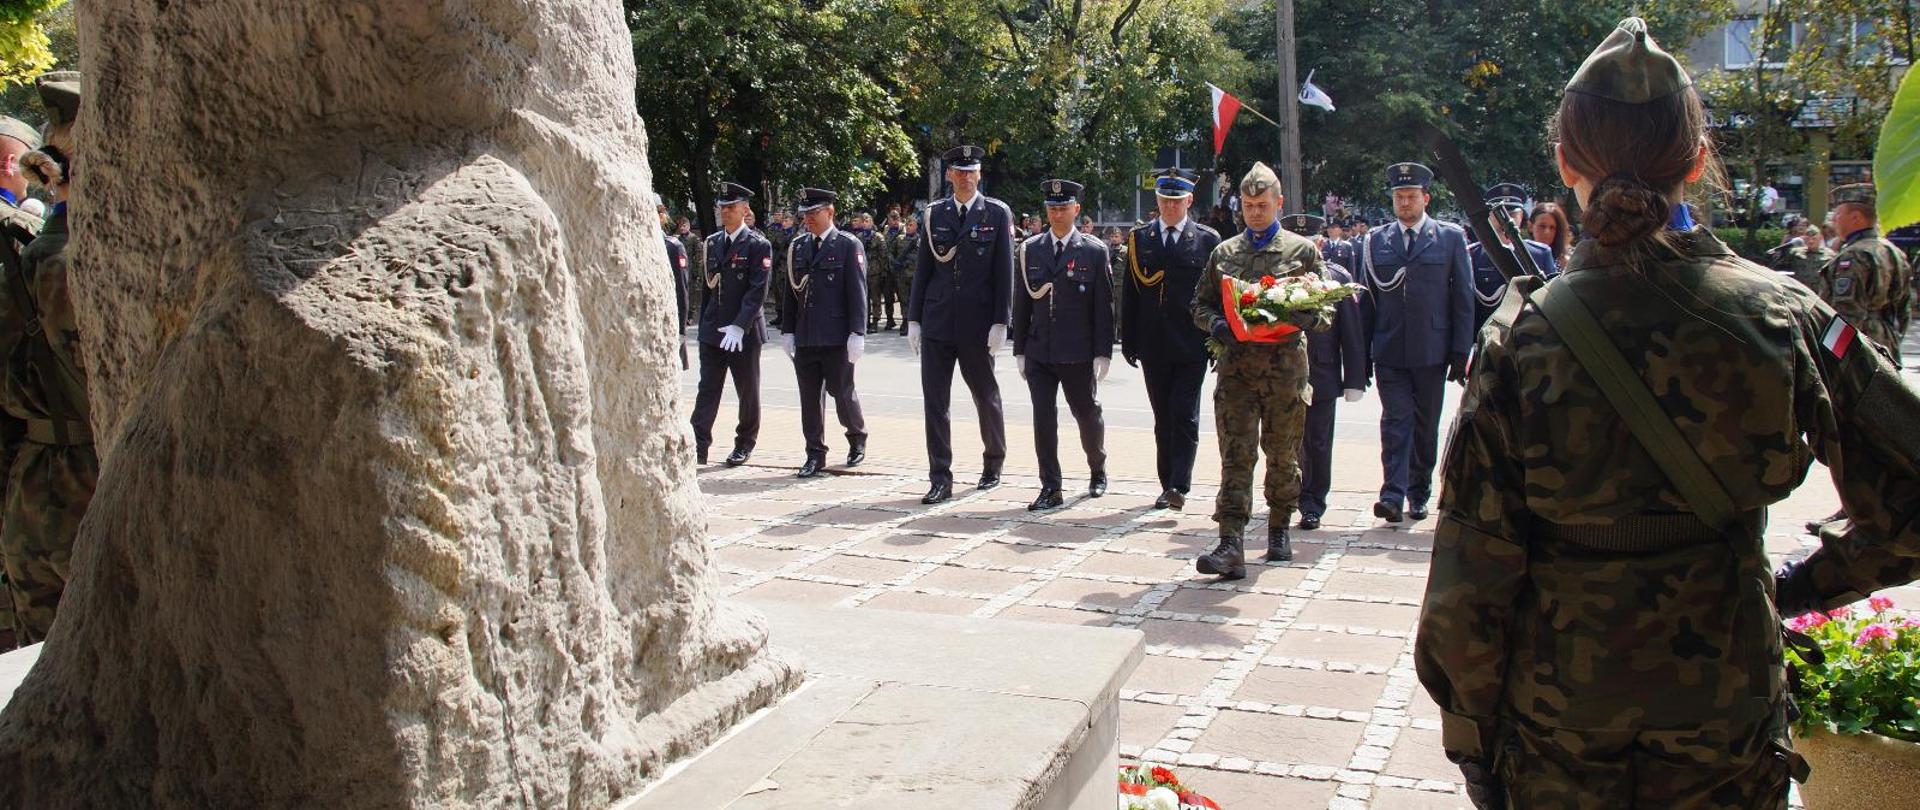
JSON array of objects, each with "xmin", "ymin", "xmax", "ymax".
[
  {"xmin": 1323, "ymin": 571, "xmax": 1428, "ymax": 600},
  {"xmin": 1196, "ymin": 710, "xmax": 1367, "ymax": 769},
  {"xmin": 800, "ymin": 554, "xmax": 921, "ymax": 583},
  {"xmin": 1124, "ymin": 655, "xmax": 1228, "ymax": 697},
  {"xmin": 1385, "ymin": 727, "xmax": 1464, "ymax": 784},
  {"xmin": 1105, "ymin": 530, "xmax": 1215, "ymax": 557},
  {"xmin": 803, "ymin": 506, "xmax": 900, "ymax": 527},
  {"xmin": 994, "ymin": 604, "xmax": 1115, "ymax": 627},
  {"xmin": 1338, "ymin": 547, "xmax": 1434, "ymax": 576},
  {"xmin": 899, "ymin": 514, "xmax": 1004, "ymax": 536},
  {"xmin": 1003, "ymin": 522, "xmax": 1106, "ymax": 544},
  {"xmin": 1233, "ymin": 664, "xmax": 1390, "ymax": 713},
  {"xmin": 1118, "ymin": 700, "xmax": 1189, "ymax": 750},
  {"xmin": 749, "ymin": 522, "xmax": 858, "ymax": 548},
  {"xmin": 737, "ymin": 577, "xmax": 862, "ymax": 607},
  {"xmin": 1406, "ymin": 686, "xmax": 1442, "ymax": 721},
  {"xmin": 713, "ymin": 544, "xmax": 812, "ymax": 572},
  {"xmin": 1268, "ymin": 630, "xmax": 1407, "ymax": 669},
  {"xmin": 861, "ymin": 590, "xmax": 988, "ymax": 616},
  {"xmin": 1159, "ymin": 586, "xmax": 1292, "ymax": 621},
  {"xmin": 913, "ymin": 564, "xmax": 1037, "ymax": 597},
  {"xmin": 1030, "ymin": 577, "xmax": 1155, "ymax": 610},
  {"xmin": 952, "ymin": 540, "xmax": 1076, "ymax": 570},
  {"xmin": 1135, "ymin": 618, "xmax": 1258, "ymax": 655},
  {"xmin": 848, "ymin": 532, "xmax": 972, "ymax": 558},
  {"xmin": 1073, "ymin": 551, "xmax": 1195, "ymax": 581},
  {"xmin": 1297, "ymin": 599, "xmax": 1422, "ymax": 633},
  {"xmin": 1372, "ymin": 786, "xmax": 1476, "ymax": 809},
  {"xmin": 705, "ymin": 517, "xmax": 762, "ymax": 538}
]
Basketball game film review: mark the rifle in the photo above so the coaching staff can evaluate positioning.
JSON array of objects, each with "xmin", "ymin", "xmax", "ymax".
[{"xmin": 1419, "ymin": 121, "xmax": 1548, "ymax": 282}]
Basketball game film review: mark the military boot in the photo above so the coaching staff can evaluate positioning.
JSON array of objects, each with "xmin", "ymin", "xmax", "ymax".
[
  {"xmin": 1265, "ymin": 517, "xmax": 1293, "ymax": 562},
  {"xmin": 1195, "ymin": 535, "xmax": 1247, "ymax": 580}
]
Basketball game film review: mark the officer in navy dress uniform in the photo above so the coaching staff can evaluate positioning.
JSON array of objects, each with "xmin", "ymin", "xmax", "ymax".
[
  {"xmin": 1320, "ymin": 217, "xmax": 1358, "ymax": 272},
  {"xmin": 664, "ymin": 230, "xmax": 691, "ymax": 370},
  {"xmin": 908, "ymin": 145, "xmax": 1016, "ymax": 504},
  {"xmin": 1466, "ymin": 182, "xmax": 1560, "ymax": 334},
  {"xmin": 1015, "ymin": 180, "xmax": 1113, "ymax": 511},
  {"xmin": 779, "ymin": 188, "xmax": 870, "ymax": 478},
  {"xmin": 1282, "ymin": 214, "xmax": 1370, "ymax": 531},
  {"xmin": 1360, "ymin": 162, "xmax": 1472, "ymax": 523},
  {"xmin": 691, "ymin": 182, "xmax": 774, "ymax": 466},
  {"xmin": 1121, "ymin": 168, "xmax": 1221, "ymax": 510}
]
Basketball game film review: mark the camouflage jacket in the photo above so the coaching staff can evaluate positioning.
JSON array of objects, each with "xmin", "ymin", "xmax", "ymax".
[
  {"xmin": 1767, "ymin": 238, "xmax": 1831, "ymax": 295},
  {"xmin": 1820, "ymin": 228, "xmax": 1911, "ymax": 358},
  {"xmin": 1416, "ymin": 228, "xmax": 1920, "ymax": 763},
  {"xmin": 0, "ymin": 207, "xmax": 87, "ymax": 429},
  {"xmin": 1190, "ymin": 227, "xmax": 1331, "ymax": 383}
]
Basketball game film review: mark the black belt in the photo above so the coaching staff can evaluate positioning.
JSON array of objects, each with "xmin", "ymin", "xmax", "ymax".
[{"xmin": 1536, "ymin": 511, "xmax": 1760, "ymax": 552}]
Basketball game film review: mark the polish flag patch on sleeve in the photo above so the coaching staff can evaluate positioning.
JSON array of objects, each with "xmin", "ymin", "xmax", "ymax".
[{"xmin": 1822, "ymin": 316, "xmax": 1857, "ymax": 359}]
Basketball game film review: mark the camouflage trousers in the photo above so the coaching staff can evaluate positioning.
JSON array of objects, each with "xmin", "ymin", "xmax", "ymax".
[
  {"xmin": 2, "ymin": 440, "xmax": 98, "ymax": 645},
  {"xmin": 869, "ymin": 273, "xmax": 902, "ymax": 326},
  {"xmin": 1494, "ymin": 715, "xmax": 1794, "ymax": 810},
  {"xmin": 1211, "ymin": 358, "xmax": 1309, "ymax": 536}
]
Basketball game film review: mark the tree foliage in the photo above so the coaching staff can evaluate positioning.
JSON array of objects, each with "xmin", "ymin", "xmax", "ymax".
[{"xmin": 0, "ymin": 0, "xmax": 65, "ymax": 92}]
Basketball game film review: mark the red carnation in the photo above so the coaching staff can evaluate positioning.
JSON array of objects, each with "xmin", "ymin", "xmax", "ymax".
[
  {"xmin": 1239, "ymin": 291, "xmax": 1256, "ymax": 306},
  {"xmin": 1260, "ymin": 274, "xmax": 1277, "ymax": 288},
  {"xmin": 1151, "ymin": 766, "xmax": 1177, "ymax": 785}
]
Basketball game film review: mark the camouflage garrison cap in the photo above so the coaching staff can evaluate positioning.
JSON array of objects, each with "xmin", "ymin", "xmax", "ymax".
[
  {"xmin": 1829, "ymin": 183, "xmax": 1874, "ymax": 208},
  {"xmin": 1565, "ymin": 17, "xmax": 1691, "ymax": 104},
  {"xmin": 36, "ymin": 71, "xmax": 79, "ymax": 127},
  {"xmin": 0, "ymin": 116, "xmax": 38, "ymax": 151},
  {"xmin": 1240, "ymin": 162, "xmax": 1281, "ymax": 197},
  {"xmin": 1280, "ymin": 213, "xmax": 1326, "ymax": 236}
]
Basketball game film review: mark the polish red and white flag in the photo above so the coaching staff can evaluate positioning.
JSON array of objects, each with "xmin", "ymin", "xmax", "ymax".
[
  {"xmin": 1207, "ymin": 83, "xmax": 1243, "ymax": 156},
  {"xmin": 1822, "ymin": 316, "xmax": 1856, "ymax": 359}
]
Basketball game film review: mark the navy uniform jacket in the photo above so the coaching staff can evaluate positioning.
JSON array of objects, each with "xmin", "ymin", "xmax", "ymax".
[
  {"xmin": 1360, "ymin": 219, "xmax": 1474, "ymax": 368},
  {"xmin": 1121, "ymin": 218, "xmax": 1220, "ymax": 364},
  {"xmin": 699, "ymin": 226, "xmax": 772, "ymax": 346},
  {"xmin": 910, "ymin": 194, "xmax": 1015, "ymax": 344},
  {"xmin": 664, "ymin": 235, "xmax": 690, "ymax": 330},
  {"xmin": 780, "ymin": 227, "xmax": 869, "ymax": 347},
  {"xmin": 1466, "ymin": 238, "xmax": 1558, "ymax": 333},
  {"xmin": 1321, "ymin": 238, "xmax": 1358, "ymax": 275},
  {"xmin": 1309, "ymin": 261, "xmax": 1370, "ymax": 402},
  {"xmin": 1014, "ymin": 231, "xmax": 1114, "ymax": 364}
]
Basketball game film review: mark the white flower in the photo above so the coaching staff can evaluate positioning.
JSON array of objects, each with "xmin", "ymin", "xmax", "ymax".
[
  {"xmin": 1287, "ymin": 289, "xmax": 1311, "ymax": 305},
  {"xmin": 1262, "ymin": 285, "xmax": 1286, "ymax": 302},
  {"xmin": 1121, "ymin": 794, "xmax": 1139, "ymax": 810},
  {"xmin": 1144, "ymin": 787, "xmax": 1181, "ymax": 810}
]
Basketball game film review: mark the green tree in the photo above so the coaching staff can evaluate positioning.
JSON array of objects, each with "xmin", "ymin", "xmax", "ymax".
[
  {"xmin": 0, "ymin": 0, "xmax": 64, "ymax": 90},
  {"xmin": 628, "ymin": 0, "xmax": 916, "ymax": 230},
  {"xmin": 0, "ymin": 2, "xmax": 71, "ymax": 125}
]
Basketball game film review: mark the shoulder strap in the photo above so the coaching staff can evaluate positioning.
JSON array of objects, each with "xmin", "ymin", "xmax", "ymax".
[{"xmin": 1525, "ymin": 280, "xmax": 1741, "ymax": 536}]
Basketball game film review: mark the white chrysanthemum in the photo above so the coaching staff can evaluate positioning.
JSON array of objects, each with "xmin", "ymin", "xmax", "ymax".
[{"xmin": 1143, "ymin": 787, "xmax": 1181, "ymax": 810}]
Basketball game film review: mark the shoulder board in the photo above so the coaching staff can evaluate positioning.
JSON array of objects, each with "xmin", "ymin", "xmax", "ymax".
[{"xmin": 1193, "ymin": 223, "xmax": 1220, "ymax": 237}]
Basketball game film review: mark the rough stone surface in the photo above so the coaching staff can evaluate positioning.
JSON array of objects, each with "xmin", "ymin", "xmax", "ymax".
[{"xmin": 0, "ymin": 1, "xmax": 797, "ymax": 807}]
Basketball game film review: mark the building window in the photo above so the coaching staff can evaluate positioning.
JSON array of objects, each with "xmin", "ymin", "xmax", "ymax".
[{"xmin": 1725, "ymin": 17, "xmax": 1797, "ymax": 68}]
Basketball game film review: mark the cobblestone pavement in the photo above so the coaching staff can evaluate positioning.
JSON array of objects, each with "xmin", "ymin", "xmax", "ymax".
[{"xmin": 694, "ymin": 453, "xmax": 1904, "ymax": 809}]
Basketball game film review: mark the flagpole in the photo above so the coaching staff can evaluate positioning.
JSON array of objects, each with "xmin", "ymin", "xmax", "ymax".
[{"xmin": 1275, "ymin": 0, "xmax": 1304, "ymax": 214}]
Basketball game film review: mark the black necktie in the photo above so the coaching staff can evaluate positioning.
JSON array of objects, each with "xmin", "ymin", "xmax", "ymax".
[
  {"xmin": 1399, "ymin": 227, "xmax": 1412, "ymax": 255},
  {"xmin": 720, "ymin": 233, "xmax": 733, "ymax": 259},
  {"xmin": 1052, "ymin": 239, "xmax": 1062, "ymax": 263},
  {"xmin": 1164, "ymin": 228, "xmax": 1174, "ymax": 249}
]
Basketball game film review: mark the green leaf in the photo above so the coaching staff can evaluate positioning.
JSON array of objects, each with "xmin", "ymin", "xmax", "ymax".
[{"xmin": 1877, "ymin": 68, "xmax": 1920, "ymax": 230}]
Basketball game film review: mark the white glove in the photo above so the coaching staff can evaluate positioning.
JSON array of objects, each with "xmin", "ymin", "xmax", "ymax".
[
  {"xmin": 987, "ymin": 323, "xmax": 1008, "ymax": 354},
  {"xmin": 719, "ymin": 325, "xmax": 745, "ymax": 353},
  {"xmin": 782, "ymin": 333, "xmax": 797, "ymax": 359},
  {"xmin": 1015, "ymin": 355, "xmax": 1027, "ymax": 381},
  {"xmin": 907, "ymin": 322, "xmax": 921, "ymax": 356},
  {"xmin": 1344, "ymin": 388, "xmax": 1365, "ymax": 403},
  {"xmin": 1093, "ymin": 356, "xmax": 1110, "ymax": 381},
  {"xmin": 846, "ymin": 334, "xmax": 865, "ymax": 363}
]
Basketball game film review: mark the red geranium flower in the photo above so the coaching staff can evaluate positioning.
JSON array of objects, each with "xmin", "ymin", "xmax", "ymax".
[
  {"xmin": 1151, "ymin": 766, "xmax": 1177, "ymax": 785},
  {"xmin": 1260, "ymin": 274, "xmax": 1277, "ymax": 288},
  {"xmin": 1239, "ymin": 291, "xmax": 1256, "ymax": 306}
]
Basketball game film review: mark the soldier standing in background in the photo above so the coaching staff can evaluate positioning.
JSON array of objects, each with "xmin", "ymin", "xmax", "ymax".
[
  {"xmin": 1467, "ymin": 183, "xmax": 1559, "ymax": 335},
  {"xmin": 858, "ymin": 212, "xmax": 899, "ymax": 331},
  {"xmin": 662, "ymin": 211, "xmax": 691, "ymax": 371},
  {"xmin": 690, "ymin": 182, "xmax": 772, "ymax": 467},
  {"xmin": 0, "ymin": 114, "xmax": 40, "ymax": 647},
  {"xmin": 779, "ymin": 189, "xmax": 869, "ymax": 478},
  {"xmin": 907, "ymin": 145, "xmax": 1014, "ymax": 504},
  {"xmin": 1123, "ymin": 168, "xmax": 1219, "ymax": 511},
  {"xmin": 0, "ymin": 73, "xmax": 90, "ymax": 646},
  {"xmin": 1820, "ymin": 183, "xmax": 1911, "ymax": 368},
  {"xmin": 1768, "ymin": 216, "xmax": 1832, "ymax": 293},
  {"xmin": 1189, "ymin": 163, "xmax": 1328, "ymax": 579},
  {"xmin": 1014, "ymin": 180, "xmax": 1112, "ymax": 511},
  {"xmin": 891, "ymin": 216, "xmax": 921, "ymax": 335},
  {"xmin": 1283, "ymin": 213, "xmax": 1368, "ymax": 532},
  {"xmin": 1320, "ymin": 218, "xmax": 1356, "ymax": 271},
  {"xmin": 1105, "ymin": 226, "xmax": 1128, "ymax": 345}
]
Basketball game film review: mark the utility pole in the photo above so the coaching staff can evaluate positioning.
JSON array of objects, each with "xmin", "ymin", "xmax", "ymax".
[{"xmin": 1275, "ymin": 0, "xmax": 1304, "ymax": 213}]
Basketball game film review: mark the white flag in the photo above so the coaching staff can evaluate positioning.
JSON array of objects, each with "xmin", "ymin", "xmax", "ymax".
[{"xmin": 1299, "ymin": 70, "xmax": 1335, "ymax": 112}]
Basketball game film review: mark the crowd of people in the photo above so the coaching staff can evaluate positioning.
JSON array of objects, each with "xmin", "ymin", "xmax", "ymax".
[{"xmin": 664, "ymin": 18, "xmax": 1920, "ymax": 808}]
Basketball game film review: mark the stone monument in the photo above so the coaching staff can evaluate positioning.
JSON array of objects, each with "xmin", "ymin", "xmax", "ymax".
[{"xmin": 0, "ymin": 0, "xmax": 797, "ymax": 806}]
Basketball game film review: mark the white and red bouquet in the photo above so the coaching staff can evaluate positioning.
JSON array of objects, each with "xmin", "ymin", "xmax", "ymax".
[
  {"xmin": 1119, "ymin": 763, "xmax": 1221, "ymax": 810},
  {"xmin": 1211, "ymin": 266, "xmax": 1363, "ymax": 353}
]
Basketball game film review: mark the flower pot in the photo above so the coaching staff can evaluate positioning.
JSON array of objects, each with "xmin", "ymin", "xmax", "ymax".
[{"xmin": 1796, "ymin": 728, "xmax": 1920, "ymax": 810}]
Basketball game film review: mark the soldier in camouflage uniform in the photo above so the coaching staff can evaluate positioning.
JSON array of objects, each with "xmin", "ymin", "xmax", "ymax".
[
  {"xmin": 0, "ymin": 73, "xmax": 92, "ymax": 646},
  {"xmin": 1416, "ymin": 21, "xmax": 1920, "ymax": 808},
  {"xmin": 1820, "ymin": 184, "xmax": 1912, "ymax": 368},
  {"xmin": 1188, "ymin": 162, "xmax": 1329, "ymax": 579},
  {"xmin": 1766, "ymin": 216, "xmax": 1832, "ymax": 294},
  {"xmin": 890, "ymin": 216, "xmax": 920, "ymax": 335},
  {"xmin": 0, "ymin": 115, "xmax": 42, "ymax": 646},
  {"xmin": 859, "ymin": 212, "xmax": 899, "ymax": 330}
]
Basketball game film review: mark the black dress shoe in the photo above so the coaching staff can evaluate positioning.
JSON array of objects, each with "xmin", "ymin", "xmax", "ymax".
[
  {"xmin": 921, "ymin": 482, "xmax": 952, "ymax": 504},
  {"xmin": 725, "ymin": 448, "xmax": 751, "ymax": 467},
  {"xmin": 1265, "ymin": 523, "xmax": 1293, "ymax": 562},
  {"xmin": 846, "ymin": 445, "xmax": 866, "ymax": 467},
  {"xmin": 1088, "ymin": 473, "xmax": 1108, "ymax": 498},
  {"xmin": 1029, "ymin": 489, "xmax": 1065, "ymax": 511},
  {"xmin": 1298, "ymin": 514, "xmax": 1321, "ymax": 530},
  {"xmin": 1152, "ymin": 491, "xmax": 1172, "ymax": 510},
  {"xmin": 1195, "ymin": 535, "xmax": 1247, "ymax": 580},
  {"xmin": 797, "ymin": 458, "xmax": 823, "ymax": 478},
  {"xmin": 977, "ymin": 471, "xmax": 1001, "ymax": 490},
  {"xmin": 1408, "ymin": 504, "xmax": 1429, "ymax": 521},
  {"xmin": 1166, "ymin": 490, "xmax": 1185, "ymax": 511},
  {"xmin": 1373, "ymin": 500, "xmax": 1403, "ymax": 523}
]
